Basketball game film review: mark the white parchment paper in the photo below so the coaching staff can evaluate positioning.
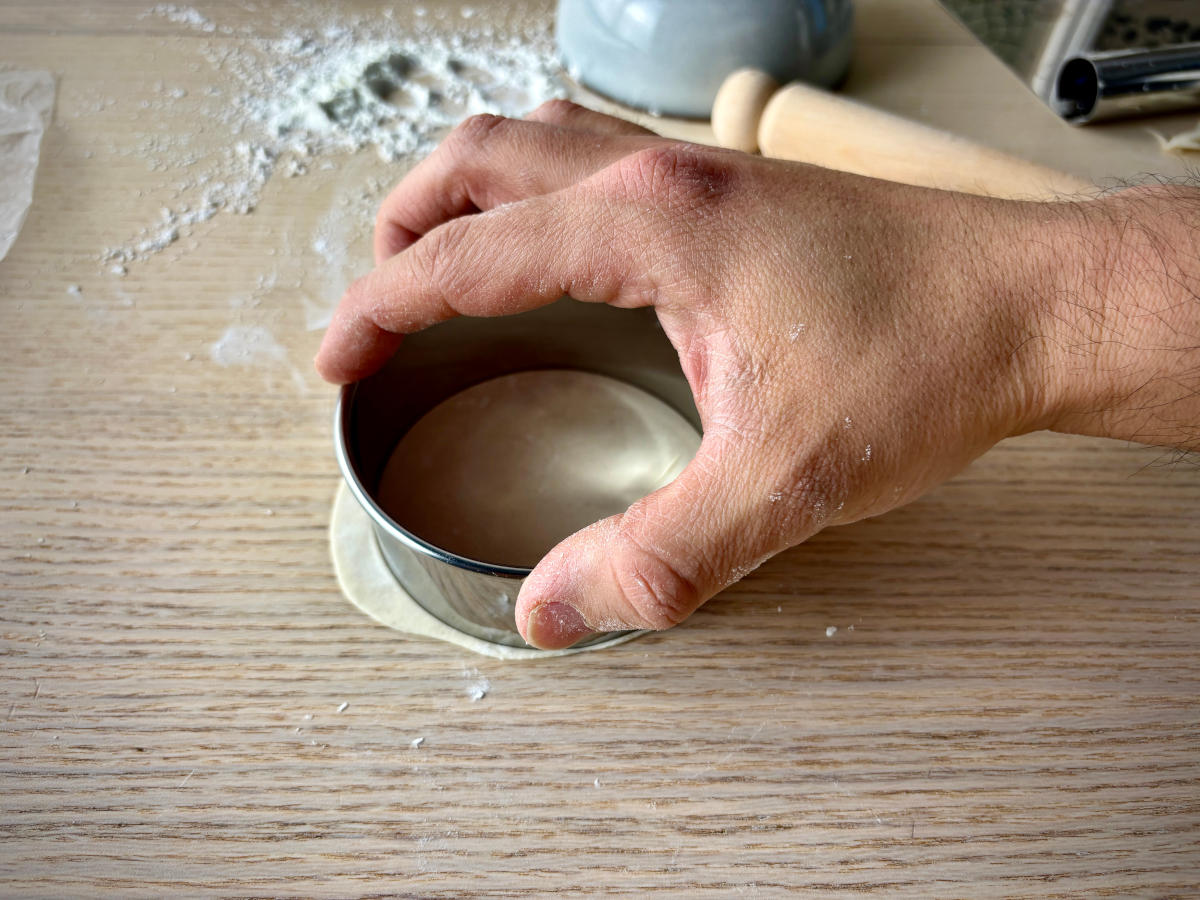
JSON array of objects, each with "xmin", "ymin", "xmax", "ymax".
[{"xmin": 0, "ymin": 70, "xmax": 55, "ymax": 261}]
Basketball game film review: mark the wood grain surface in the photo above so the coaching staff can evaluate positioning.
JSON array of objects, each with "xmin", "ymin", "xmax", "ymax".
[{"xmin": 2, "ymin": 1, "xmax": 1199, "ymax": 896}]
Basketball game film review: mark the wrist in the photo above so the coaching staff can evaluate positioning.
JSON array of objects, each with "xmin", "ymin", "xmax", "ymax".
[
  {"xmin": 920, "ymin": 191, "xmax": 1087, "ymax": 443},
  {"xmin": 1034, "ymin": 185, "xmax": 1200, "ymax": 450}
]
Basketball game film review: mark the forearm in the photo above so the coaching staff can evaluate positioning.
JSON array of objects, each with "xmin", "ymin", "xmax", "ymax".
[{"xmin": 1031, "ymin": 184, "xmax": 1200, "ymax": 451}]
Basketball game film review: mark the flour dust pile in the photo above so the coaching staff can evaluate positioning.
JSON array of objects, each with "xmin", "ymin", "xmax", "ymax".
[{"xmin": 103, "ymin": 4, "xmax": 570, "ymax": 270}]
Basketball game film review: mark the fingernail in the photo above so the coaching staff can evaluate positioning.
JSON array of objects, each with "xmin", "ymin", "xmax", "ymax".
[{"xmin": 525, "ymin": 602, "xmax": 591, "ymax": 650}]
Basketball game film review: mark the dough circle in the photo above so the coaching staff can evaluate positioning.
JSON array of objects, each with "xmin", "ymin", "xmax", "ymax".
[
  {"xmin": 333, "ymin": 368, "xmax": 701, "ymax": 658},
  {"xmin": 329, "ymin": 483, "xmax": 645, "ymax": 659}
]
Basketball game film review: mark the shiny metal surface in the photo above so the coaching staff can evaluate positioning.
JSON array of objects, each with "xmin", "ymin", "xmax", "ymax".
[
  {"xmin": 1057, "ymin": 43, "xmax": 1200, "ymax": 122},
  {"xmin": 335, "ymin": 298, "xmax": 700, "ymax": 650},
  {"xmin": 939, "ymin": 0, "xmax": 1200, "ymax": 122}
]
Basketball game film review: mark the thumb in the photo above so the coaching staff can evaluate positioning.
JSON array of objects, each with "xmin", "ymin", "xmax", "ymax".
[{"xmin": 515, "ymin": 438, "xmax": 776, "ymax": 649}]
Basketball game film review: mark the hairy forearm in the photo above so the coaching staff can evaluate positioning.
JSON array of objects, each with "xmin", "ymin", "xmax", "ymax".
[{"xmin": 1032, "ymin": 184, "xmax": 1200, "ymax": 451}]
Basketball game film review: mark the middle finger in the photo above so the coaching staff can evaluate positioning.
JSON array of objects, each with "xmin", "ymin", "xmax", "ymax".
[{"xmin": 373, "ymin": 113, "xmax": 664, "ymax": 263}]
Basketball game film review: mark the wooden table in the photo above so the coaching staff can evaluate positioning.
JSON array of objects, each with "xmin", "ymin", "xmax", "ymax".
[{"xmin": 3, "ymin": 1, "xmax": 1199, "ymax": 895}]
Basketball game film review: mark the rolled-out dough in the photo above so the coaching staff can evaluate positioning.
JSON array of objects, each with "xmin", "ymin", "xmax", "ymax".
[
  {"xmin": 329, "ymin": 482, "xmax": 644, "ymax": 659},
  {"xmin": 333, "ymin": 368, "xmax": 701, "ymax": 657}
]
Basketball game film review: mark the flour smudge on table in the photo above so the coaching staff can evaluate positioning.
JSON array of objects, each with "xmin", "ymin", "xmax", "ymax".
[
  {"xmin": 209, "ymin": 323, "xmax": 307, "ymax": 391},
  {"xmin": 101, "ymin": 4, "xmax": 569, "ymax": 270},
  {"xmin": 209, "ymin": 324, "xmax": 288, "ymax": 368}
]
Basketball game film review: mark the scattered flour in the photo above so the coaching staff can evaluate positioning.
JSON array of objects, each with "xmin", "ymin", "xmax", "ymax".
[
  {"xmin": 410, "ymin": 736, "xmax": 425, "ymax": 749},
  {"xmin": 209, "ymin": 321, "xmax": 309, "ymax": 391},
  {"xmin": 304, "ymin": 174, "xmax": 390, "ymax": 329},
  {"xmin": 825, "ymin": 625, "xmax": 838, "ymax": 637},
  {"xmin": 462, "ymin": 667, "xmax": 490, "ymax": 702},
  {"xmin": 101, "ymin": 4, "xmax": 568, "ymax": 270},
  {"xmin": 209, "ymin": 324, "xmax": 289, "ymax": 367},
  {"xmin": 144, "ymin": 3, "xmax": 218, "ymax": 33}
]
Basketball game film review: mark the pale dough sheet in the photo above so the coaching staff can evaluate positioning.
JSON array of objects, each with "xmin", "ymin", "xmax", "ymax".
[{"xmin": 329, "ymin": 482, "xmax": 644, "ymax": 660}]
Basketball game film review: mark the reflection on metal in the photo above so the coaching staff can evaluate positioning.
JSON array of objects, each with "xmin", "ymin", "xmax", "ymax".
[
  {"xmin": 336, "ymin": 298, "xmax": 700, "ymax": 650},
  {"xmin": 938, "ymin": 0, "xmax": 1200, "ymax": 122}
]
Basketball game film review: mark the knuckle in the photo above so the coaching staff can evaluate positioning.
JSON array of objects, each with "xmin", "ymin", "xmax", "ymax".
[
  {"xmin": 606, "ymin": 146, "xmax": 670, "ymax": 202},
  {"xmin": 373, "ymin": 183, "xmax": 408, "ymax": 235},
  {"xmin": 410, "ymin": 219, "xmax": 494, "ymax": 314},
  {"xmin": 530, "ymin": 98, "xmax": 584, "ymax": 124},
  {"xmin": 607, "ymin": 145, "xmax": 736, "ymax": 211},
  {"xmin": 609, "ymin": 523, "xmax": 699, "ymax": 630},
  {"xmin": 772, "ymin": 448, "xmax": 850, "ymax": 534},
  {"xmin": 411, "ymin": 220, "xmax": 467, "ymax": 292},
  {"xmin": 450, "ymin": 112, "xmax": 512, "ymax": 153},
  {"xmin": 373, "ymin": 194, "xmax": 393, "ymax": 231},
  {"xmin": 372, "ymin": 203, "xmax": 406, "ymax": 253}
]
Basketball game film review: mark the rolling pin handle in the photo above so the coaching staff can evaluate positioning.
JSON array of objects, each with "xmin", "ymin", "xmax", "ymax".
[
  {"xmin": 711, "ymin": 68, "xmax": 779, "ymax": 154},
  {"xmin": 711, "ymin": 68, "xmax": 1092, "ymax": 201}
]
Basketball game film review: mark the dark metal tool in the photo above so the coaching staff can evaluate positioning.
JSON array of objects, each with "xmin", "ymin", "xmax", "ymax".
[{"xmin": 939, "ymin": 0, "xmax": 1200, "ymax": 122}]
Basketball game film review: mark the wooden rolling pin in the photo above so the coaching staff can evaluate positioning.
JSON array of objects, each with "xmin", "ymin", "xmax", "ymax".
[{"xmin": 711, "ymin": 68, "xmax": 1092, "ymax": 201}]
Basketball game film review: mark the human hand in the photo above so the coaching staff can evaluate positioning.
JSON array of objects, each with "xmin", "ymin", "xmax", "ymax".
[{"xmin": 316, "ymin": 101, "xmax": 1174, "ymax": 650}]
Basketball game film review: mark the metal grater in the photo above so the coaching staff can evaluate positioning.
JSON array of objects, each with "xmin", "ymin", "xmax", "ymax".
[{"xmin": 938, "ymin": 0, "xmax": 1200, "ymax": 122}]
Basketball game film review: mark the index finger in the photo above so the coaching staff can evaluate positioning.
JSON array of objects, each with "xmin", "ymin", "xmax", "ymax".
[
  {"xmin": 317, "ymin": 182, "xmax": 653, "ymax": 384},
  {"xmin": 373, "ymin": 113, "xmax": 663, "ymax": 264}
]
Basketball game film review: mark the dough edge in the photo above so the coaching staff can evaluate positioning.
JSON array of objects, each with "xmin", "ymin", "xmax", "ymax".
[{"xmin": 329, "ymin": 481, "xmax": 645, "ymax": 660}]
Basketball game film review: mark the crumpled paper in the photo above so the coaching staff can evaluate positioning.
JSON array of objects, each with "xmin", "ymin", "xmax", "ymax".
[
  {"xmin": 0, "ymin": 70, "xmax": 55, "ymax": 262},
  {"xmin": 1152, "ymin": 123, "xmax": 1200, "ymax": 154}
]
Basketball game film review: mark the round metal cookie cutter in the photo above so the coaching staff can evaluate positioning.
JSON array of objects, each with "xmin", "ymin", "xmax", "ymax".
[{"xmin": 335, "ymin": 297, "xmax": 701, "ymax": 652}]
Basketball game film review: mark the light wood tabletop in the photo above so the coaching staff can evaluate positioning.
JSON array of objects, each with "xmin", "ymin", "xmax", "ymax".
[{"xmin": 3, "ymin": 1, "xmax": 1199, "ymax": 896}]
